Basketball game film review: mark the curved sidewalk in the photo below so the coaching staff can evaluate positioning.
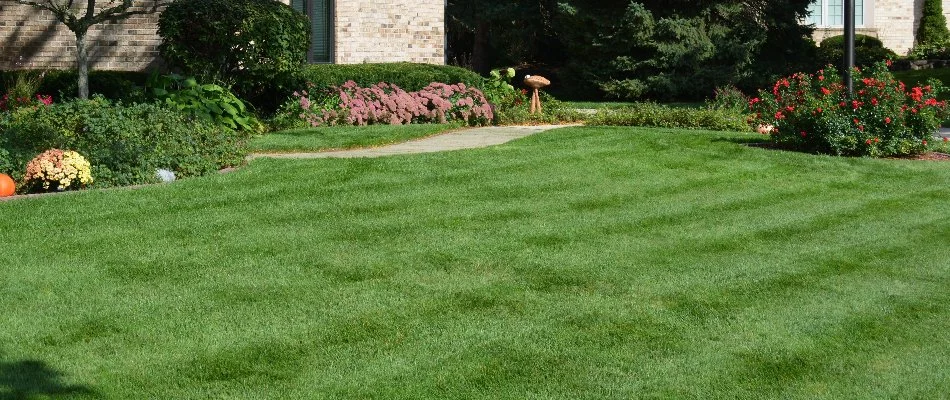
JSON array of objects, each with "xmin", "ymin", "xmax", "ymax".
[{"xmin": 248, "ymin": 124, "xmax": 578, "ymax": 160}]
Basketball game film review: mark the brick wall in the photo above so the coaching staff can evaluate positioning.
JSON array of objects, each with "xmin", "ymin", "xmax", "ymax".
[
  {"xmin": 0, "ymin": 2, "xmax": 163, "ymax": 70},
  {"xmin": 0, "ymin": 0, "xmax": 445, "ymax": 70},
  {"xmin": 334, "ymin": 0, "xmax": 444, "ymax": 64}
]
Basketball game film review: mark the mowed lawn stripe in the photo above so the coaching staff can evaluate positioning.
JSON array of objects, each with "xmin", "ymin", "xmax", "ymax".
[{"xmin": 1, "ymin": 126, "xmax": 949, "ymax": 398}]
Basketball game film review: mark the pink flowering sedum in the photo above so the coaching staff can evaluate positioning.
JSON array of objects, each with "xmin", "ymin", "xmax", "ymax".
[{"xmin": 287, "ymin": 81, "xmax": 493, "ymax": 127}]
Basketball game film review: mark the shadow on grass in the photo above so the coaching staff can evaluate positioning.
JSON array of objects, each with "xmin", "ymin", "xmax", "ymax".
[{"xmin": 0, "ymin": 354, "xmax": 97, "ymax": 400}]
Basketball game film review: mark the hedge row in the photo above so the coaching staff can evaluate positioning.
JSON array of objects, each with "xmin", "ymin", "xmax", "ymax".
[
  {"xmin": 0, "ymin": 70, "xmax": 149, "ymax": 102},
  {"xmin": 2, "ymin": 63, "xmax": 486, "ymax": 114},
  {"xmin": 296, "ymin": 63, "xmax": 484, "ymax": 92}
]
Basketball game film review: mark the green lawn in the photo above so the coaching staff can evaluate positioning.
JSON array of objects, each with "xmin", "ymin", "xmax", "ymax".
[
  {"xmin": 2, "ymin": 127, "xmax": 950, "ymax": 398},
  {"xmin": 892, "ymin": 67, "xmax": 950, "ymax": 89},
  {"xmin": 249, "ymin": 123, "xmax": 460, "ymax": 153}
]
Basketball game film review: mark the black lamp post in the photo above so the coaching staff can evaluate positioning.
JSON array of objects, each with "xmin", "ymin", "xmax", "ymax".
[{"xmin": 843, "ymin": 0, "xmax": 855, "ymax": 95}]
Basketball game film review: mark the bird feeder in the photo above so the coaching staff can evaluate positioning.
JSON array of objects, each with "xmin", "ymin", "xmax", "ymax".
[{"xmin": 523, "ymin": 75, "xmax": 550, "ymax": 114}]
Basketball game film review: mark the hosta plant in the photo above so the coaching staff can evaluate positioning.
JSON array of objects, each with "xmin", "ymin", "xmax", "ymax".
[
  {"xmin": 749, "ymin": 62, "xmax": 947, "ymax": 157},
  {"xmin": 24, "ymin": 149, "xmax": 93, "ymax": 192}
]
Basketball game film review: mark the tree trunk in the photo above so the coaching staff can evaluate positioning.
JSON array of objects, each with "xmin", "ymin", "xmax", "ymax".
[
  {"xmin": 75, "ymin": 31, "xmax": 90, "ymax": 100},
  {"xmin": 471, "ymin": 18, "xmax": 490, "ymax": 74}
]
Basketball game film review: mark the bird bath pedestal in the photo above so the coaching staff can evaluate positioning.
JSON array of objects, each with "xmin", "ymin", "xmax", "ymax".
[{"xmin": 523, "ymin": 75, "xmax": 550, "ymax": 114}]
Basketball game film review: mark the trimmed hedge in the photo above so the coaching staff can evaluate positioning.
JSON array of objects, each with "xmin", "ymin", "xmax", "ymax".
[
  {"xmin": 585, "ymin": 103, "xmax": 751, "ymax": 132},
  {"xmin": 298, "ymin": 63, "xmax": 484, "ymax": 91},
  {"xmin": 816, "ymin": 34, "xmax": 897, "ymax": 69},
  {"xmin": 0, "ymin": 98, "xmax": 248, "ymax": 188},
  {"xmin": 0, "ymin": 70, "xmax": 148, "ymax": 102}
]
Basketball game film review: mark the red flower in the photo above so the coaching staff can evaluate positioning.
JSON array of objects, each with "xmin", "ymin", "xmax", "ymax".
[
  {"xmin": 858, "ymin": 125, "xmax": 864, "ymax": 132},
  {"xmin": 871, "ymin": 98, "xmax": 878, "ymax": 106},
  {"xmin": 944, "ymin": 137, "xmax": 949, "ymax": 142},
  {"xmin": 819, "ymin": 75, "xmax": 825, "ymax": 81},
  {"xmin": 785, "ymin": 105, "xmax": 795, "ymax": 112},
  {"xmin": 853, "ymin": 118, "xmax": 860, "ymax": 125},
  {"xmin": 801, "ymin": 131, "xmax": 807, "ymax": 137},
  {"xmin": 926, "ymin": 98, "xmax": 938, "ymax": 106},
  {"xmin": 884, "ymin": 117, "xmax": 891, "ymax": 124},
  {"xmin": 875, "ymin": 137, "xmax": 881, "ymax": 143},
  {"xmin": 852, "ymin": 100, "xmax": 862, "ymax": 110},
  {"xmin": 866, "ymin": 139, "xmax": 873, "ymax": 145},
  {"xmin": 774, "ymin": 111, "xmax": 785, "ymax": 120},
  {"xmin": 821, "ymin": 87, "xmax": 831, "ymax": 95},
  {"xmin": 923, "ymin": 140, "xmax": 928, "ymax": 146},
  {"xmin": 816, "ymin": 107, "xmax": 823, "ymax": 113}
]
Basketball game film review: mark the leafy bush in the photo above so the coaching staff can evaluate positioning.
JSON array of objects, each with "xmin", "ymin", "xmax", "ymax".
[
  {"xmin": 158, "ymin": 0, "xmax": 309, "ymax": 110},
  {"xmin": 749, "ymin": 62, "xmax": 947, "ymax": 157},
  {"xmin": 0, "ymin": 98, "xmax": 248, "ymax": 188},
  {"xmin": 148, "ymin": 74, "xmax": 262, "ymax": 132},
  {"xmin": 917, "ymin": 0, "xmax": 950, "ymax": 48},
  {"xmin": 707, "ymin": 85, "xmax": 750, "ymax": 114},
  {"xmin": 282, "ymin": 81, "xmax": 493, "ymax": 127},
  {"xmin": 298, "ymin": 63, "xmax": 484, "ymax": 92},
  {"xmin": 817, "ymin": 35, "xmax": 897, "ymax": 69},
  {"xmin": 0, "ymin": 70, "xmax": 147, "ymax": 102},
  {"xmin": 586, "ymin": 103, "xmax": 751, "ymax": 132}
]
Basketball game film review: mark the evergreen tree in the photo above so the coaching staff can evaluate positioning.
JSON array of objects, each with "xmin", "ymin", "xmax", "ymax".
[{"xmin": 917, "ymin": 0, "xmax": 950, "ymax": 47}]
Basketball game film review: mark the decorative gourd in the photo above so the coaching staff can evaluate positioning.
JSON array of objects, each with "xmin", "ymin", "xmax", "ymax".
[{"xmin": 0, "ymin": 173, "xmax": 15, "ymax": 197}]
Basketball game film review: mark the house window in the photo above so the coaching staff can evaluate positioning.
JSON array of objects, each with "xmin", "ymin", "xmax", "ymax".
[
  {"xmin": 290, "ymin": 0, "xmax": 334, "ymax": 63},
  {"xmin": 806, "ymin": 0, "xmax": 865, "ymax": 27}
]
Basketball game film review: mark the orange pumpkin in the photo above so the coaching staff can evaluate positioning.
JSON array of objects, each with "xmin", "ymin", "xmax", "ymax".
[{"xmin": 0, "ymin": 173, "xmax": 15, "ymax": 197}]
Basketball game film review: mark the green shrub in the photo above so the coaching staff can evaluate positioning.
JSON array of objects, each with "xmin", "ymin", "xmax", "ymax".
[
  {"xmin": 749, "ymin": 63, "xmax": 947, "ymax": 157},
  {"xmin": 0, "ymin": 70, "xmax": 147, "ymax": 102},
  {"xmin": 298, "ymin": 63, "xmax": 484, "ymax": 92},
  {"xmin": 148, "ymin": 74, "xmax": 263, "ymax": 132},
  {"xmin": 158, "ymin": 0, "xmax": 309, "ymax": 111},
  {"xmin": 706, "ymin": 85, "xmax": 750, "ymax": 114},
  {"xmin": 0, "ymin": 98, "xmax": 248, "ymax": 188},
  {"xmin": 918, "ymin": 0, "xmax": 950, "ymax": 47},
  {"xmin": 817, "ymin": 34, "xmax": 897, "ymax": 69},
  {"xmin": 586, "ymin": 103, "xmax": 750, "ymax": 132}
]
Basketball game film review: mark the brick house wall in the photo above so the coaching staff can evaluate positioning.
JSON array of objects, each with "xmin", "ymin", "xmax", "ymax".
[
  {"xmin": 335, "ymin": 0, "xmax": 444, "ymax": 64},
  {"xmin": 811, "ymin": 0, "xmax": 950, "ymax": 55},
  {"xmin": 0, "ymin": 0, "xmax": 445, "ymax": 71}
]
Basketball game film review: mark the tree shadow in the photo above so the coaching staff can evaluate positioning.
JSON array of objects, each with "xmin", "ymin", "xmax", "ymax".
[
  {"xmin": 0, "ymin": 355, "xmax": 97, "ymax": 400},
  {"xmin": 0, "ymin": 5, "xmax": 61, "ymax": 69}
]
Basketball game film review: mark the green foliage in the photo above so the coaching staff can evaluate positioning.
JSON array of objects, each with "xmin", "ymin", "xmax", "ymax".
[
  {"xmin": 750, "ymin": 62, "xmax": 947, "ymax": 157},
  {"xmin": 148, "ymin": 74, "xmax": 262, "ymax": 132},
  {"xmin": 586, "ymin": 102, "xmax": 751, "ymax": 132},
  {"xmin": 917, "ymin": 0, "xmax": 950, "ymax": 48},
  {"xmin": 0, "ymin": 97, "xmax": 249, "ymax": 187},
  {"xmin": 483, "ymin": 67, "xmax": 517, "ymax": 103},
  {"xmin": 552, "ymin": 0, "xmax": 815, "ymax": 101},
  {"xmin": 158, "ymin": 0, "xmax": 309, "ymax": 110},
  {"xmin": 817, "ymin": 34, "xmax": 897, "ymax": 69},
  {"xmin": 707, "ymin": 85, "xmax": 750, "ymax": 114},
  {"xmin": 298, "ymin": 63, "xmax": 485, "ymax": 92},
  {"xmin": 493, "ymin": 91, "xmax": 583, "ymax": 125},
  {"xmin": 0, "ymin": 70, "xmax": 148, "ymax": 102}
]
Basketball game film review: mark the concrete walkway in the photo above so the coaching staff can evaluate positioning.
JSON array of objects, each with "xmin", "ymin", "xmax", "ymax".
[{"xmin": 248, "ymin": 124, "xmax": 578, "ymax": 159}]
